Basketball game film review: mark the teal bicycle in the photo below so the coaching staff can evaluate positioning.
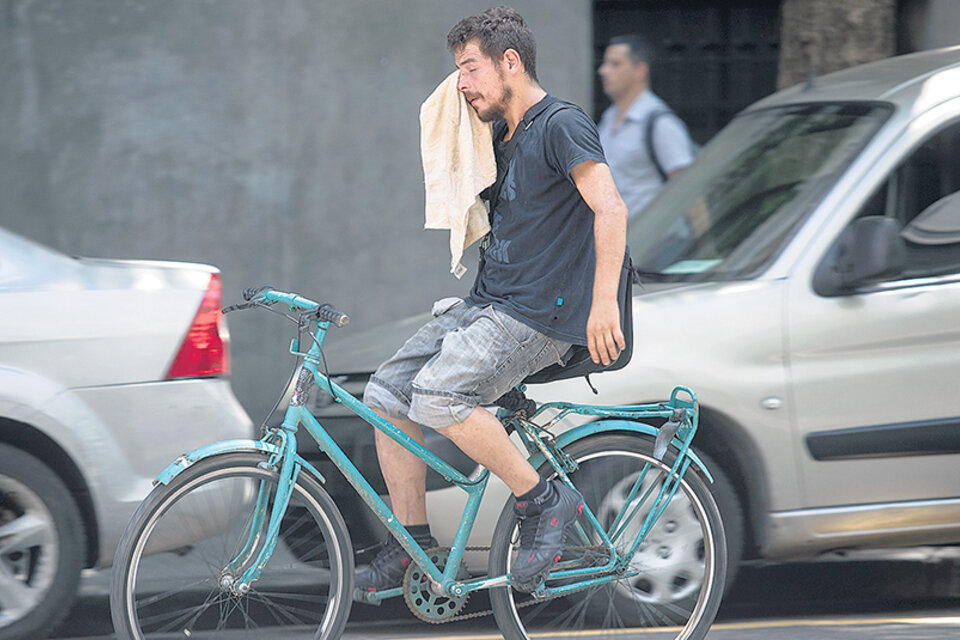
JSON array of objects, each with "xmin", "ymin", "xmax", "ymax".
[{"xmin": 110, "ymin": 287, "xmax": 726, "ymax": 639}]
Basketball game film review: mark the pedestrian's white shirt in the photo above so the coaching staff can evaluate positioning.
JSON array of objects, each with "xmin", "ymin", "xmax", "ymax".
[{"xmin": 598, "ymin": 90, "xmax": 693, "ymax": 219}]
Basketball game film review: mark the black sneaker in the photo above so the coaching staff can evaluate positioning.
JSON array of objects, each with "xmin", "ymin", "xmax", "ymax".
[
  {"xmin": 355, "ymin": 534, "xmax": 438, "ymax": 595},
  {"xmin": 511, "ymin": 480, "xmax": 584, "ymax": 592}
]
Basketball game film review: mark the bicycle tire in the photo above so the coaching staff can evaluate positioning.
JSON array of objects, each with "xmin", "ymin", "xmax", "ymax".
[
  {"xmin": 489, "ymin": 433, "xmax": 726, "ymax": 640},
  {"xmin": 110, "ymin": 452, "xmax": 353, "ymax": 640}
]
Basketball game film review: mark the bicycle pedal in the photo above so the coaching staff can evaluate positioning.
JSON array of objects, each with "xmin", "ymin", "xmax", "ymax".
[
  {"xmin": 352, "ymin": 588, "xmax": 383, "ymax": 605},
  {"xmin": 530, "ymin": 580, "xmax": 549, "ymax": 600},
  {"xmin": 511, "ymin": 574, "xmax": 547, "ymax": 596}
]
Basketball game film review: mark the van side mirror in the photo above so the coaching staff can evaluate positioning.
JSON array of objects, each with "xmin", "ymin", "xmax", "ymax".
[{"xmin": 813, "ymin": 216, "xmax": 906, "ymax": 296}]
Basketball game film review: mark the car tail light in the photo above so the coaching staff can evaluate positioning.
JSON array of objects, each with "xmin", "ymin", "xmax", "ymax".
[{"xmin": 166, "ymin": 273, "xmax": 230, "ymax": 379}]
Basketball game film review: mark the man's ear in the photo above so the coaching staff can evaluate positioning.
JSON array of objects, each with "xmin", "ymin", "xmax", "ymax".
[
  {"xmin": 635, "ymin": 61, "xmax": 650, "ymax": 83},
  {"xmin": 502, "ymin": 48, "xmax": 523, "ymax": 76}
]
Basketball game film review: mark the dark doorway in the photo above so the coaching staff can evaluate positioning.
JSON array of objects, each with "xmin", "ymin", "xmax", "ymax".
[{"xmin": 594, "ymin": 0, "xmax": 782, "ymax": 144}]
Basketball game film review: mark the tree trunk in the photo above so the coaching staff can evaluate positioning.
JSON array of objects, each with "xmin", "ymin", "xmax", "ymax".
[{"xmin": 777, "ymin": 0, "xmax": 896, "ymax": 90}]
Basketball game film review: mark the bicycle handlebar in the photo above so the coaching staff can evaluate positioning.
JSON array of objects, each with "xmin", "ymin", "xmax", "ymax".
[
  {"xmin": 313, "ymin": 303, "xmax": 350, "ymax": 327},
  {"xmin": 223, "ymin": 286, "xmax": 350, "ymax": 327}
]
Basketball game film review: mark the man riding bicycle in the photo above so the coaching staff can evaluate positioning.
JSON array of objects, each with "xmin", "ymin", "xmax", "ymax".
[{"xmin": 357, "ymin": 5, "xmax": 629, "ymax": 595}]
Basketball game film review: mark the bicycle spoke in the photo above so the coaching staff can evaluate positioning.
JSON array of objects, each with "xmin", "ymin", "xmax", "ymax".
[
  {"xmin": 140, "ymin": 588, "xmax": 222, "ymax": 634},
  {"xmin": 247, "ymin": 590, "xmax": 316, "ymax": 626},
  {"xmin": 135, "ymin": 575, "xmax": 214, "ymax": 608},
  {"xmin": 555, "ymin": 590, "xmax": 595, "ymax": 629},
  {"xmin": 229, "ymin": 594, "xmax": 259, "ymax": 631}
]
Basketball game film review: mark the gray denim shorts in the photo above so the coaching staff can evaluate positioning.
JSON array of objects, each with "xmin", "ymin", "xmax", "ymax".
[{"xmin": 363, "ymin": 297, "xmax": 571, "ymax": 429}]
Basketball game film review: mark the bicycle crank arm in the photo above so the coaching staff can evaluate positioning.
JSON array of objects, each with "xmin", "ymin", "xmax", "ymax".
[{"xmin": 353, "ymin": 585, "xmax": 403, "ymax": 605}]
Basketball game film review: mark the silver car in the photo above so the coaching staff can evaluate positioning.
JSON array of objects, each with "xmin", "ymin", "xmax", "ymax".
[
  {"xmin": 313, "ymin": 45, "xmax": 960, "ymax": 595},
  {"xmin": 0, "ymin": 228, "xmax": 253, "ymax": 640}
]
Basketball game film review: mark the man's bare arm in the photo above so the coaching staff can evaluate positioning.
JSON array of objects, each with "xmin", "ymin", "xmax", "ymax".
[{"xmin": 570, "ymin": 160, "xmax": 628, "ymax": 365}]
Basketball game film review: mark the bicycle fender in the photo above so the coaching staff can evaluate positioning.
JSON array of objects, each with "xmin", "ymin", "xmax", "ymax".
[
  {"xmin": 153, "ymin": 438, "xmax": 326, "ymax": 486},
  {"xmin": 527, "ymin": 420, "xmax": 713, "ymax": 483}
]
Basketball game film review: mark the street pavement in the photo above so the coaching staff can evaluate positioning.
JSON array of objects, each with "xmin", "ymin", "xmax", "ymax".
[
  {"xmin": 52, "ymin": 546, "xmax": 960, "ymax": 639},
  {"xmin": 50, "ymin": 608, "xmax": 960, "ymax": 639}
]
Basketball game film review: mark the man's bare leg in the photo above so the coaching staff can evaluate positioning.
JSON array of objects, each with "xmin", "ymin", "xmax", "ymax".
[
  {"xmin": 366, "ymin": 404, "xmax": 570, "ymax": 595},
  {"xmin": 373, "ymin": 404, "xmax": 540, "ymax": 529},
  {"xmin": 437, "ymin": 406, "xmax": 541, "ymax": 496},
  {"xmin": 357, "ymin": 410, "xmax": 437, "ymax": 593},
  {"xmin": 371, "ymin": 408, "xmax": 428, "ymax": 526}
]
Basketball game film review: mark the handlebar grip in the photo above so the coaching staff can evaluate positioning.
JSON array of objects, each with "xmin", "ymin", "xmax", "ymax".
[
  {"xmin": 222, "ymin": 302, "xmax": 249, "ymax": 314},
  {"xmin": 243, "ymin": 286, "xmax": 273, "ymax": 301},
  {"xmin": 316, "ymin": 304, "xmax": 350, "ymax": 327}
]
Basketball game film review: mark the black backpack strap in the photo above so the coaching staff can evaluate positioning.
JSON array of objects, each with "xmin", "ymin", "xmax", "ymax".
[
  {"xmin": 644, "ymin": 109, "xmax": 672, "ymax": 183},
  {"xmin": 488, "ymin": 101, "xmax": 577, "ymax": 216},
  {"xmin": 488, "ymin": 122, "xmax": 523, "ymax": 218},
  {"xmin": 482, "ymin": 101, "xmax": 577, "ymax": 269}
]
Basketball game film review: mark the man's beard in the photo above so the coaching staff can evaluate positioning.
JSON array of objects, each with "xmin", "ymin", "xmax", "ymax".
[{"xmin": 477, "ymin": 84, "xmax": 513, "ymax": 122}]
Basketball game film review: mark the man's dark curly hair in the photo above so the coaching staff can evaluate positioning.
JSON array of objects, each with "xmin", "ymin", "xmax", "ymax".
[{"xmin": 447, "ymin": 6, "xmax": 538, "ymax": 82}]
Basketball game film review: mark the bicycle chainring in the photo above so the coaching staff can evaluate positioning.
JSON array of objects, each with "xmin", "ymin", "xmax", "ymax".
[{"xmin": 402, "ymin": 547, "xmax": 470, "ymax": 623}]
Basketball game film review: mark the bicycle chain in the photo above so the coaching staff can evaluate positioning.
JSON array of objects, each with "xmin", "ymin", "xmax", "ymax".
[{"xmin": 405, "ymin": 545, "xmax": 611, "ymax": 624}]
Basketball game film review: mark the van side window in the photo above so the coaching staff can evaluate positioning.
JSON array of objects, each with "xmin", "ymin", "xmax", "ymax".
[{"xmin": 853, "ymin": 119, "xmax": 960, "ymax": 279}]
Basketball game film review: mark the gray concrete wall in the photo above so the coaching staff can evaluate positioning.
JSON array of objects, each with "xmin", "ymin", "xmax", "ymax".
[
  {"xmin": 901, "ymin": 0, "xmax": 960, "ymax": 52},
  {"xmin": 918, "ymin": 0, "xmax": 960, "ymax": 49},
  {"xmin": 0, "ymin": 0, "xmax": 593, "ymax": 420}
]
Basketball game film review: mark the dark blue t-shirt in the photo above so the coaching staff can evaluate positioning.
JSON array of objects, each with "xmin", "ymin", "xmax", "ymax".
[{"xmin": 468, "ymin": 95, "xmax": 606, "ymax": 346}]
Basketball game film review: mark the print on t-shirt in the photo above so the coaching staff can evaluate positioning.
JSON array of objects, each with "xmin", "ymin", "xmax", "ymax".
[{"xmin": 488, "ymin": 209, "xmax": 512, "ymax": 264}]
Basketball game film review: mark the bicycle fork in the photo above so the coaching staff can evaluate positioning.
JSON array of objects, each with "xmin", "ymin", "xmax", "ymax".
[{"xmin": 220, "ymin": 428, "xmax": 300, "ymax": 595}]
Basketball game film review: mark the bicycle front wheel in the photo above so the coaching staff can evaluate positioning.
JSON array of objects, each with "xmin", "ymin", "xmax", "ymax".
[
  {"xmin": 489, "ymin": 433, "xmax": 726, "ymax": 640},
  {"xmin": 111, "ymin": 452, "xmax": 353, "ymax": 640}
]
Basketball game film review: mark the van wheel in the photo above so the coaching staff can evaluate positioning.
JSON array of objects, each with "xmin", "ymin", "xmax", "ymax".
[{"xmin": 0, "ymin": 444, "xmax": 84, "ymax": 640}]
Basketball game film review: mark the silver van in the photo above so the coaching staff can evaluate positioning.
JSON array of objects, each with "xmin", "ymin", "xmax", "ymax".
[{"xmin": 315, "ymin": 46, "xmax": 960, "ymax": 591}]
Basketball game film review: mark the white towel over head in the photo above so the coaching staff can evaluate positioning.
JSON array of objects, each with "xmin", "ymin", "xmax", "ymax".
[{"xmin": 420, "ymin": 70, "xmax": 496, "ymax": 278}]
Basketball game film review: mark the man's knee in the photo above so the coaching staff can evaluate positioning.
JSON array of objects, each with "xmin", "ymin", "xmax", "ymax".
[
  {"xmin": 408, "ymin": 387, "xmax": 477, "ymax": 430},
  {"xmin": 363, "ymin": 378, "xmax": 408, "ymax": 421}
]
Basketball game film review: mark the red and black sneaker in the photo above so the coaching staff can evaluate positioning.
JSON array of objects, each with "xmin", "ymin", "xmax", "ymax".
[
  {"xmin": 511, "ymin": 480, "xmax": 583, "ymax": 592},
  {"xmin": 354, "ymin": 534, "xmax": 438, "ymax": 595}
]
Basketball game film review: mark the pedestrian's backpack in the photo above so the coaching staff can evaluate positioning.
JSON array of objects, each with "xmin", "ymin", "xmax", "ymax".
[{"xmin": 645, "ymin": 108, "xmax": 699, "ymax": 183}]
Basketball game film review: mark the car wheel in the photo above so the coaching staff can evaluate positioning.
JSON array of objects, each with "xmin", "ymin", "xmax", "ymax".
[
  {"xmin": 692, "ymin": 449, "xmax": 744, "ymax": 592},
  {"xmin": 0, "ymin": 444, "xmax": 85, "ymax": 640}
]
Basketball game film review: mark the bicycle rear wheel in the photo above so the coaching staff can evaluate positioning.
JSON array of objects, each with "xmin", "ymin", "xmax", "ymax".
[
  {"xmin": 111, "ymin": 452, "xmax": 353, "ymax": 640},
  {"xmin": 489, "ymin": 433, "xmax": 726, "ymax": 640}
]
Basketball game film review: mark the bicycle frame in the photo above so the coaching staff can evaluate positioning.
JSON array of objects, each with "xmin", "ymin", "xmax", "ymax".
[{"xmin": 153, "ymin": 291, "xmax": 710, "ymax": 604}]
